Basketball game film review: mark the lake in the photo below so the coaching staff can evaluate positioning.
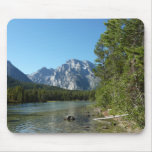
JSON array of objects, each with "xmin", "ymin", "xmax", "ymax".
[{"xmin": 7, "ymin": 101, "xmax": 126, "ymax": 133}]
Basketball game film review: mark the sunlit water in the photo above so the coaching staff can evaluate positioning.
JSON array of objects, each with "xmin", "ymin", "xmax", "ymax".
[
  {"xmin": 8, "ymin": 101, "xmax": 127, "ymax": 133},
  {"xmin": 8, "ymin": 101, "xmax": 106, "ymax": 133}
]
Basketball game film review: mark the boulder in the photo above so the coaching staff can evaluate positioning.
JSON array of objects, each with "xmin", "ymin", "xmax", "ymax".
[{"xmin": 64, "ymin": 115, "xmax": 75, "ymax": 121}]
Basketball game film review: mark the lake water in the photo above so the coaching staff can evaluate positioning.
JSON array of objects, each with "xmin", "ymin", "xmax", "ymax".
[
  {"xmin": 7, "ymin": 101, "xmax": 99, "ymax": 133},
  {"xmin": 7, "ymin": 101, "xmax": 126, "ymax": 133}
]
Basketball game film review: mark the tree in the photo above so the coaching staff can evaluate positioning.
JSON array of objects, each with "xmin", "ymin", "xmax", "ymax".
[{"xmin": 93, "ymin": 19, "xmax": 144, "ymax": 128}]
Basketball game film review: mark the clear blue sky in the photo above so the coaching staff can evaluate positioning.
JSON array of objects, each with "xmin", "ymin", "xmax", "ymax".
[{"xmin": 7, "ymin": 19, "xmax": 107, "ymax": 74}]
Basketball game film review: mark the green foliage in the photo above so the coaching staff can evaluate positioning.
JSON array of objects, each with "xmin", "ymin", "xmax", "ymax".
[
  {"xmin": 7, "ymin": 77, "xmax": 95, "ymax": 103},
  {"xmin": 93, "ymin": 19, "xmax": 144, "ymax": 129}
]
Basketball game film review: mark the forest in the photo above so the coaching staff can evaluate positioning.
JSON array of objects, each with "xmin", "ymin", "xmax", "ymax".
[
  {"xmin": 93, "ymin": 19, "xmax": 144, "ymax": 129},
  {"xmin": 7, "ymin": 76, "xmax": 95, "ymax": 103}
]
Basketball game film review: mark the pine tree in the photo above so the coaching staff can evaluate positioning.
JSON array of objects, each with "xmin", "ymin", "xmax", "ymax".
[{"xmin": 94, "ymin": 19, "xmax": 144, "ymax": 128}]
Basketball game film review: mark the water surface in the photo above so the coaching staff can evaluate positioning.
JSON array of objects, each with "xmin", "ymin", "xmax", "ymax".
[
  {"xmin": 7, "ymin": 101, "xmax": 126, "ymax": 133},
  {"xmin": 8, "ymin": 101, "xmax": 99, "ymax": 133}
]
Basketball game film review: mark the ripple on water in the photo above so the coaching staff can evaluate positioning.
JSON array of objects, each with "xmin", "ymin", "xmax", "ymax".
[{"xmin": 7, "ymin": 101, "xmax": 120, "ymax": 133}]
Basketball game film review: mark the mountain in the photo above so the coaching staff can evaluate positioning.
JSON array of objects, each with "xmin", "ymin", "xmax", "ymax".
[
  {"xmin": 28, "ymin": 59, "xmax": 100, "ymax": 90},
  {"xmin": 28, "ymin": 67, "xmax": 54, "ymax": 84},
  {"xmin": 7, "ymin": 76, "xmax": 64, "ymax": 90},
  {"xmin": 7, "ymin": 61, "xmax": 31, "ymax": 82}
]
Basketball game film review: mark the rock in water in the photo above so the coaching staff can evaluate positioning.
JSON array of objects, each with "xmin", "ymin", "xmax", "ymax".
[{"xmin": 64, "ymin": 115, "xmax": 75, "ymax": 121}]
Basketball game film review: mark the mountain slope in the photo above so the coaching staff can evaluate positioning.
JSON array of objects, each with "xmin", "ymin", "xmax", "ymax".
[
  {"xmin": 7, "ymin": 76, "xmax": 64, "ymax": 90},
  {"xmin": 28, "ymin": 67, "xmax": 54, "ymax": 85},
  {"xmin": 28, "ymin": 59, "xmax": 100, "ymax": 90},
  {"xmin": 7, "ymin": 61, "xmax": 31, "ymax": 82}
]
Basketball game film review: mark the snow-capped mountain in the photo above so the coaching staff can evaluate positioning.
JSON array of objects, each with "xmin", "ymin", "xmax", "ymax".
[{"xmin": 28, "ymin": 59, "xmax": 100, "ymax": 90}]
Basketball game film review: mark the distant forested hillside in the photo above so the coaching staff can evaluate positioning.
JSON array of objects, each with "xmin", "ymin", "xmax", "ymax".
[{"xmin": 7, "ymin": 76, "xmax": 95, "ymax": 103}]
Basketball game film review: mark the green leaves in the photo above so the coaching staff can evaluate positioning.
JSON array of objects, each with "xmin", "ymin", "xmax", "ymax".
[
  {"xmin": 93, "ymin": 19, "xmax": 144, "ymax": 129},
  {"xmin": 7, "ymin": 85, "xmax": 95, "ymax": 103}
]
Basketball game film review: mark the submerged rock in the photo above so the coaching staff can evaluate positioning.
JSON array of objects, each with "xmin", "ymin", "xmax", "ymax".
[
  {"xmin": 64, "ymin": 115, "xmax": 75, "ymax": 121},
  {"xmin": 84, "ymin": 126, "xmax": 90, "ymax": 128},
  {"xmin": 113, "ymin": 122, "xmax": 117, "ymax": 126}
]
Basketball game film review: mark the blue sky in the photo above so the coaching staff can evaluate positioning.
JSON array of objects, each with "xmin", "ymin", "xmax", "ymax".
[{"xmin": 7, "ymin": 19, "xmax": 107, "ymax": 74}]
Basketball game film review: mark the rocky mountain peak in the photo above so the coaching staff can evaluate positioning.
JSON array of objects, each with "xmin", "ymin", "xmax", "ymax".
[{"xmin": 28, "ymin": 59, "xmax": 100, "ymax": 90}]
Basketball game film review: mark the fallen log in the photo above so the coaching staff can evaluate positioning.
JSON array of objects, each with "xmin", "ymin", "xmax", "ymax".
[{"xmin": 93, "ymin": 114, "xmax": 128, "ymax": 121}]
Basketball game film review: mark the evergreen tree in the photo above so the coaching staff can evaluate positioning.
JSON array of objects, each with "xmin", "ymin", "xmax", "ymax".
[{"xmin": 93, "ymin": 19, "xmax": 144, "ymax": 128}]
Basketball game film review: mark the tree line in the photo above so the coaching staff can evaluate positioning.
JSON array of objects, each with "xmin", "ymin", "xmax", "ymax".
[
  {"xmin": 7, "ymin": 77, "xmax": 95, "ymax": 103},
  {"xmin": 93, "ymin": 19, "xmax": 144, "ymax": 128}
]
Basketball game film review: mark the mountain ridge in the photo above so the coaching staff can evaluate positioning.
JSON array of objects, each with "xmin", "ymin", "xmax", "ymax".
[
  {"xmin": 7, "ymin": 61, "xmax": 31, "ymax": 82},
  {"xmin": 28, "ymin": 59, "xmax": 100, "ymax": 90}
]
